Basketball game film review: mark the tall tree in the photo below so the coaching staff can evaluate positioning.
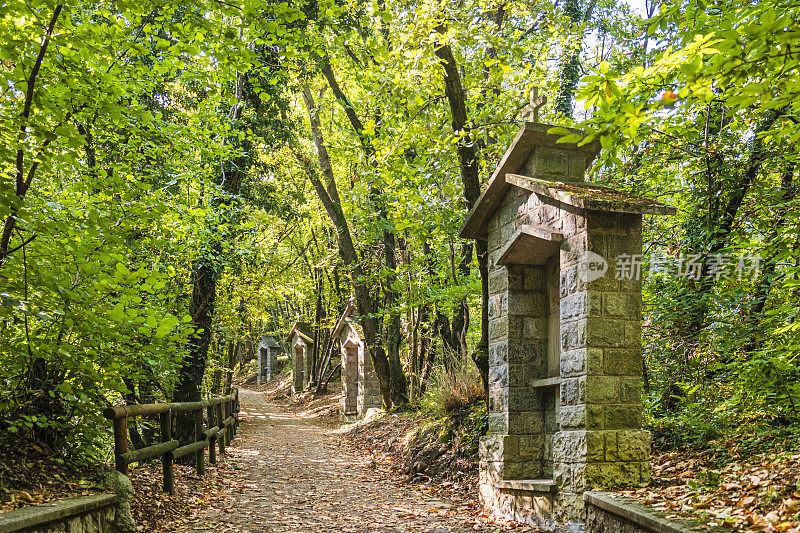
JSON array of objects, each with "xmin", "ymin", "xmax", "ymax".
[
  {"xmin": 292, "ymin": 84, "xmax": 396, "ymax": 408},
  {"xmin": 433, "ymin": 21, "xmax": 490, "ymax": 390},
  {"xmin": 173, "ymin": 29, "xmax": 292, "ymax": 439},
  {"xmin": 172, "ymin": 73, "xmax": 249, "ymax": 444},
  {"xmin": 553, "ymin": 0, "xmax": 596, "ymax": 117},
  {"xmin": 319, "ymin": 59, "xmax": 409, "ymax": 406}
]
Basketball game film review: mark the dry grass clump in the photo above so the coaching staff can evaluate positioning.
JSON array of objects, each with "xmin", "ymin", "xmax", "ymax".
[{"xmin": 422, "ymin": 356, "xmax": 485, "ymax": 415}]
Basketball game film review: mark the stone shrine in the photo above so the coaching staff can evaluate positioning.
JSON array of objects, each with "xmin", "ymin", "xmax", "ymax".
[
  {"xmin": 257, "ymin": 335, "xmax": 281, "ymax": 385},
  {"xmin": 332, "ymin": 302, "xmax": 381, "ymax": 421},
  {"xmin": 286, "ymin": 322, "xmax": 314, "ymax": 394},
  {"xmin": 460, "ymin": 117, "xmax": 674, "ymax": 531}
]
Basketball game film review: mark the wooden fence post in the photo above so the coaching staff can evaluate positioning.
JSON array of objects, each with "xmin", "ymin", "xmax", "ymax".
[
  {"xmin": 225, "ymin": 400, "xmax": 232, "ymax": 446},
  {"xmin": 160, "ymin": 410, "xmax": 174, "ymax": 494},
  {"xmin": 217, "ymin": 403, "xmax": 225, "ymax": 455},
  {"xmin": 194, "ymin": 409, "xmax": 205, "ymax": 475},
  {"xmin": 233, "ymin": 389, "xmax": 239, "ymax": 433},
  {"xmin": 234, "ymin": 390, "xmax": 240, "ymax": 435},
  {"xmin": 113, "ymin": 416, "xmax": 129, "ymax": 475},
  {"xmin": 212, "ymin": 369, "xmax": 222, "ymax": 395},
  {"xmin": 207, "ymin": 404, "xmax": 216, "ymax": 465},
  {"xmin": 104, "ymin": 394, "xmax": 230, "ymax": 497}
]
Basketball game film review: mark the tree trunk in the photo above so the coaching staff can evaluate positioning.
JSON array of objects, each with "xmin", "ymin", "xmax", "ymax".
[
  {"xmin": 742, "ymin": 162, "xmax": 796, "ymax": 354},
  {"xmin": 410, "ymin": 306, "xmax": 420, "ymax": 401},
  {"xmin": 294, "ymin": 85, "xmax": 394, "ymax": 409},
  {"xmin": 172, "ymin": 74, "xmax": 249, "ymax": 448},
  {"xmin": 383, "ymin": 229, "xmax": 408, "ymax": 406},
  {"xmin": 553, "ymin": 0, "xmax": 597, "ymax": 118},
  {"xmin": 122, "ymin": 378, "xmax": 146, "ymax": 450},
  {"xmin": 475, "ymin": 239, "xmax": 490, "ymax": 399},
  {"xmin": 418, "ymin": 302, "xmax": 433, "ymax": 395},
  {"xmin": 312, "ymin": 267, "xmax": 323, "ymax": 386},
  {"xmin": 433, "ymin": 28, "xmax": 490, "ymax": 392},
  {"xmin": 138, "ymin": 377, "xmax": 156, "ymax": 446},
  {"xmin": 226, "ymin": 342, "xmax": 238, "ymax": 394},
  {"xmin": 173, "ymin": 258, "xmax": 216, "ymax": 447},
  {"xmin": 320, "ymin": 59, "xmax": 409, "ymax": 407},
  {"xmin": 1, "ymin": 4, "xmax": 63, "ymax": 266}
]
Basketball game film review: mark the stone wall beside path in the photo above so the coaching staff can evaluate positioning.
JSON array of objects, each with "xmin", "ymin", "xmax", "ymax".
[
  {"xmin": 584, "ymin": 491, "xmax": 728, "ymax": 533},
  {"xmin": 0, "ymin": 494, "xmax": 118, "ymax": 533}
]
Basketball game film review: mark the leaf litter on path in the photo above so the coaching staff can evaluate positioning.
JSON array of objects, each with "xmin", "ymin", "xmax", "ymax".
[{"xmin": 165, "ymin": 388, "xmax": 538, "ymax": 532}]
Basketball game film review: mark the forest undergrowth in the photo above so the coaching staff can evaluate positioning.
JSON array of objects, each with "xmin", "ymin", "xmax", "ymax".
[
  {"xmin": 4, "ymin": 362, "xmax": 800, "ymax": 533},
  {"xmin": 335, "ymin": 358, "xmax": 800, "ymax": 532}
]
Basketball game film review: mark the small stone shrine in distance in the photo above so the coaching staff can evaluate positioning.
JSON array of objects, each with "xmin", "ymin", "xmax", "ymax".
[
  {"xmin": 459, "ymin": 91, "xmax": 675, "ymax": 531},
  {"xmin": 257, "ymin": 335, "xmax": 281, "ymax": 386},
  {"xmin": 286, "ymin": 322, "xmax": 314, "ymax": 394},
  {"xmin": 332, "ymin": 300, "xmax": 381, "ymax": 421}
]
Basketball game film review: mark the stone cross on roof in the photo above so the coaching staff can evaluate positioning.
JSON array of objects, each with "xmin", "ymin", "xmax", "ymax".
[{"xmin": 522, "ymin": 87, "xmax": 547, "ymax": 123}]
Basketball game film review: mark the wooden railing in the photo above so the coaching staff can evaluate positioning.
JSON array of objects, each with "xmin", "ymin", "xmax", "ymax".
[{"xmin": 103, "ymin": 389, "xmax": 239, "ymax": 494}]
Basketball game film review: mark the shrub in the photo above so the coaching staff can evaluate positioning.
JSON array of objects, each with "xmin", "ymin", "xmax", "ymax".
[{"xmin": 421, "ymin": 357, "xmax": 485, "ymax": 416}]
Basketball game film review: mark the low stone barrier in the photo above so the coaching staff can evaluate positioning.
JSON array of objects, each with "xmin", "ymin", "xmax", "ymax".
[
  {"xmin": 0, "ymin": 494, "xmax": 118, "ymax": 533},
  {"xmin": 584, "ymin": 491, "xmax": 728, "ymax": 533}
]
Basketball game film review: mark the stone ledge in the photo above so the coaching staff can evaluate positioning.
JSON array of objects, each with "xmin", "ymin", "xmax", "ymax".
[
  {"xmin": 0, "ymin": 494, "xmax": 118, "ymax": 533},
  {"xmin": 497, "ymin": 225, "xmax": 562, "ymax": 266},
  {"xmin": 530, "ymin": 377, "xmax": 561, "ymax": 388},
  {"xmin": 584, "ymin": 491, "xmax": 729, "ymax": 533},
  {"xmin": 494, "ymin": 479, "xmax": 556, "ymax": 493}
]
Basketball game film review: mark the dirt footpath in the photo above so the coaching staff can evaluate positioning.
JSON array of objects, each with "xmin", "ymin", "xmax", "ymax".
[{"xmin": 173, "ymin": 388, "xmax": 527, "ymax": 532}]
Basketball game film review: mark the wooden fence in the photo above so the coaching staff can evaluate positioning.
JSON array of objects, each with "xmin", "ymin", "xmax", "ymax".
[{"xmin": 103, "ymin": 389, "xmax": 239, "ymax": 493}]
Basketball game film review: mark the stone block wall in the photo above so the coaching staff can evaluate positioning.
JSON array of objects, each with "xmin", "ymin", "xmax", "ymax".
[
  {"xmin": 291, "ymin": 336, "xmax": 305, "ymax": 393},
  {"xmin": 303, "ymin": 344, "xmax": 313, "ymax": 389},
  {"xmin": 554, "ymin": 209, "xmax": 650, "ymax": 502},
  {"xmin": 583, "ymin": 492, "xmax": 719, "ymax": 533},
  {"xmin": 340, "ymin": 340, "xmax": 358, "ymax": 415},
  {"xmin": 586, "ymin": 503, "xmax": 644, "ymax": 533},
  {"xmin": 336, "ymin": 321, "xmax": 381, "ymax": 417},
  {"xmin": 358, "ymin": 343, "xmax": 381, "ymax": 414},
  {"xmin": 485, "ymin": 189, "xmax": 577, "ymax": 479},
  {"xmin": 482, "ymin": 188, "xmax": 573, "ymax": 531},
  {"xmin": 480, "ymin": 184, "xmax": 650, "ymax": 530},
  {"xmin": 258, "ymin": 336, "xmax": 280, "ymax": 384},
  {"xmin": 522, "ymin": 144, "xmax": 590, "ymax": 183},
  {"xmin": 479, "ymin": 481, "xmax": 559, "ymax": 532},
  {"xmin": 265, "ymin": 347, "xmax": 278, "ymax": 381},
  {"xmin": 542, "ymin": 388, "xmax": 559, "ymax": 478}
]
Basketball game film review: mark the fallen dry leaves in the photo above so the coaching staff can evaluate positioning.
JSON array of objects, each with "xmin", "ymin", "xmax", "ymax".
[
  {"xmin": 2, "ymin": 376, "xmax": 533, "ymax": 531},
  {"xmin": 618, "ymin": 449, "xmax": 800, "ymax": 532},
  {"xmin": 126, "ymin": 459, "xmax": 249, "ymax": 532},
  {"xmin": 18, "ymin": 377, "xmax": 797, "ymax": 533},
  {"xmin": 0, "ymin": 443, "xmax": 107, "ymax": 513},
  {"xmin": 160, "ymin": 385, "xmax": 539, "ymax": 532}
]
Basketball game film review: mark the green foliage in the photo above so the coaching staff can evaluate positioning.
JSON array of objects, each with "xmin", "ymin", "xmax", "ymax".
[
  {"xmin": 0, "ymin": 0, "xmax": 301, "ymax": 463},
  {"xmin": 577, "ymin": 0, "xmax": 800, "ymax": 440},
  {"xmin": 2, "ymin": 0, "xmax": 796, "ymax": 467}
]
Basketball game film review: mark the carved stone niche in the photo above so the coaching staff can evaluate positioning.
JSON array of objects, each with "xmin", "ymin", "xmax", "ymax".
[
  {"xmin": 286, "ymin": 322, "xmax": 314, "ymax": 394},
  {"xmin": 461, "ymin": 121, "xmax": 674, "ymax": 532},
  {"xmin": 333, "ymin": 302, "xmax": 381, "ymax": 421},
  {"xmin": 257, "ymin": 335, "xmax": 281, "ymax": 386}
]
